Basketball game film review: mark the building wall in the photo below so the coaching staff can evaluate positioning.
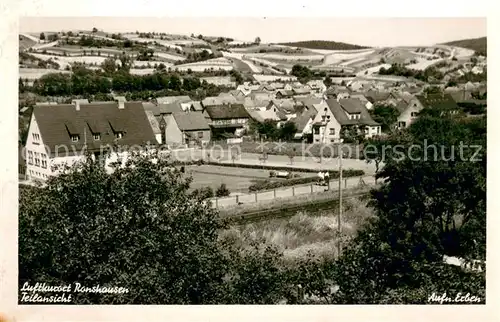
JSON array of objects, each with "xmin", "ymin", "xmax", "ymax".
[
  {"xmin": 164, "ymin": 114, "xmax": 183, "ymax": 144},
  {"xmin": 25, "ymin": 115, "xmax": 53, "ymax": 181},
  {"xmin": 312, "ymin": 107, "xmax": 341, "ymax": 144},
  {"xmin": 365, "ymin": 125, "xmax": 381, "ymax": 138},
  {"xmin": 397, "ymin": 98, "xmax": 424, "ymax": 128},
  {"xmin": 184, "ymin": 129, "xmax": 211, "ymax": 145}
]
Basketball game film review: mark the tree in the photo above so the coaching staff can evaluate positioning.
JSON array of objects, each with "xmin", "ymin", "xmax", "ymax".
[
  {"xmin": 255, "ymin": 37, "xmax": 261, "ymax": 44},
  {"xmin": 39, "ymin": 32, "xmax": 45, "ymax": 41},
  {"xmin": 92, "ymin": 27, "xmax": 98, "ymax": 33},
  {"xmin": 328, "ymin": 115, "xmax": 486, "ymax": 303},
  {"xmin": 324, "ymin": 76, "xmax": 332, "ymax": 88},
  {"xmin": 369, "ymin": 104, "xmax": 400, "ymax": 133},
  {"xmin": 215, "ymin": 183, "xmax": 230, "ymax": 197},
  {"xmin": 19, "ymin": 153, "xmax": 230, "ymax": 304},
  {"xmin": 278, "ymin": 121, "xmax": 297, "ymax": 141}
]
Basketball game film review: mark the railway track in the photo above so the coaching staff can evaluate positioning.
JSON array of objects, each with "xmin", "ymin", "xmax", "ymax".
[{"xmin": 221, "ymin": 190, "xmax": 372, "ymax": 224}]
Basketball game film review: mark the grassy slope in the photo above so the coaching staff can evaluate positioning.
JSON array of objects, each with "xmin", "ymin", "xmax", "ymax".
[
  {"xmin": 220, "ymin": 197, "xmax": 375, "ymax": 260},
  {"xmin": 278, "ymin": 40, "xmax": 370, "ymax": 50},
  {"xmin": 443, "ymin": 37, "xmax": 487, "ymax": 55}
]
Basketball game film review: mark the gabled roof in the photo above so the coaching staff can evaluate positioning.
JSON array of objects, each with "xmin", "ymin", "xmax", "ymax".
[
  {"xmin": 156, "ymin": 96, "xmax": 191, "ymax": 104},
  {"xmin": 191, "ymin": 101, "xmax": 203, "ymax": 111},
  {"xmin": 293, "ymin": 87, "xmax": 311, "ymax": 95},
  {"xmin": 416, "ymin": 93, "xmax": 459, "ymax": 111},
  {"xmin": 172, "ymin": 112, "xmax": 210, "ymax": 131},
  {"xmin": 291, "ymin": 108, "xmax": 317, "ymax": 132},
  {"xmin": 32, "ymin": 102, "xmax": 157, "ymax": 156},
  {"xmin": 145, "ymin": 110, "xmax": 161, "ymax": 134},
  {"xmin": 339, "ymin": 98, "xmax": 364, "ymax": 114},
  {"xmin": 202, "ymin": 96, "xmax": 238, "ymax": 107},
  {"xmin": 325, "ymin": 98, "xmax": 379, "ymax": 126},
  {"xmin": 158, "ymin": 103, "xmax": 182, "ymax": 115},
  {"xmin": 204, "ymin": 104, "xmax": 250, "ymax": 119},
  {"xmin": 276, "ymin": 89, "xmax": 294, "ymax": 97},
  {"xmin": 364, "ymin": 90, "xmax": 391, "ymax": 102}
]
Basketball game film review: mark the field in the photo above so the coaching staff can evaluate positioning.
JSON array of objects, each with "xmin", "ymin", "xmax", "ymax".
[
  {"xmin": 20, "ymin": 68, "xmax": 71, "ymax": 79},
  {"xmin": 174, "ymin": 57, "xmax": 234, "ymax": 72},
  {"xmin": 186, "ymin": 164, "xmax": 314, "ymax": 192}
]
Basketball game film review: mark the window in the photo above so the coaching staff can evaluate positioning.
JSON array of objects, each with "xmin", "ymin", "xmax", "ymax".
[
  {"xmin": 315, "ymin": 139, "xmax": 319, "ymax": 142},
  {"xmin": 411, "ymin": 112, "xmax": 418, "ymax": 117},
  {"xmin": 28, "ymin": 151, "xmax": 33, "ymax": 165},
  {"xmin": 321, "ymin": 116, "xmax": 326, "ymax": 122},
  {"xmin": 93, "ymin": 133, "xmax": 101, "ymax": 140},
  {"xmin": 71, "ymin": 135, "xmax": 79, "ymax": 142},
  {"xmin": 329, "ymin": 128, "xmax": 335, "ymax": 135},
  {"xmin": 330, "ymin": 139, "xmax": 335, "ymax": 143},
  {"xmin": 35, "ymin": 152, "xmax": 40, "ymax": 166},
  {"xmin": 326, "ymin": 115, "xmax": 330, "ymax": 120},
  {"xmin": 324, "ymin": 108, "xmax": 327, "ymax": 112},
  {"xmin": 115, "ymin": 132, "xmax": 123, "ymax": 139},
  {"xmin": 198, "ymin": 131, "xmax": 204, "ymax": 138},
  {"xmin": 41, "ymin": 160, "xmax": 47, "ymax": 168},
  {"xmin": 314, "ymin": 127, "xmax": 320, "ymax": 135}
]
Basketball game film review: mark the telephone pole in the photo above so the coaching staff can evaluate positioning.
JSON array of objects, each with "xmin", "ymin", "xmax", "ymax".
[{"xmin": 338, "ymin": 139, "xmax": 343, "ymax": 257}]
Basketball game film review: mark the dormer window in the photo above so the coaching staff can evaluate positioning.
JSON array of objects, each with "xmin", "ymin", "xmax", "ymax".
[
  {"xmin": 71, "ymin": 135, "xmax": 79, "ymax": 142},
  {"xmin": 93, "ymin": 133, "xmax": 101, "ymax": 140},
  {"xmin": 116, "ymin": 132, "xmax": 123, "ymax": 139}
]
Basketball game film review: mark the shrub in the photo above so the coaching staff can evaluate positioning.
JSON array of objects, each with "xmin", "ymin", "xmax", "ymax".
[
  {"xmin": 248, "ymin": 170, "xmax": 365, "ymax": 192},
  {"xmin": 216, "ymin": 183, "xmax": 231, "ymax": 197}
]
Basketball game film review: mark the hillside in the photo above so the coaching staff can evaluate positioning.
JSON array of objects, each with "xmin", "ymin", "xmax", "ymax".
[
  {"xmin": 278, "ymin": 40, "xmax": 370, "ymax": 50},
  {"xmin": 443, "ymin": 37, "xmax": 486, "ymax": 55}
]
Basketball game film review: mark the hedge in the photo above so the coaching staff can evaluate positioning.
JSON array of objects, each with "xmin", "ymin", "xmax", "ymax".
[{"xmin": 248, "ymin": 169, "xmax": 365, "ymax": 192}]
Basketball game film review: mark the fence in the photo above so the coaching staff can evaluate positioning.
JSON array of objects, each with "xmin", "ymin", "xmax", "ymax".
[{"xmin": 209, "ymin": 175, "xmax": 376, "ymax": 209}]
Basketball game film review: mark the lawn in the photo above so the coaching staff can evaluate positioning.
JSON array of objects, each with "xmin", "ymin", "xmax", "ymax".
[{"xmin": 186, "ymin": 164, "xmax": 314, "ymax": 192}]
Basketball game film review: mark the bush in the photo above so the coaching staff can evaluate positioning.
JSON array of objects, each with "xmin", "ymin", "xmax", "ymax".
[
  {"xmin": 216, "ymin": 183, "xmax": 231, "ymax": 197},
  {"xmin": 248, "ymin": 170, "xmax": 365, "ymax": 192}
]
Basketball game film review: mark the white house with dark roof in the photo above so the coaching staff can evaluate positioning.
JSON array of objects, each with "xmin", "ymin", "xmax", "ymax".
[
  {"xmin": 312, "ymin": 98, "xmax": 380, "ymax": 143},
  {"xmin": 25, "ymin": 101, "xmax": 157, "ymax": 182}
]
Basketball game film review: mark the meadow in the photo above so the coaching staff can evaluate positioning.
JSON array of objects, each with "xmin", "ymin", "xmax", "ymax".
[{"xmin": 220, "ymin": 197, "xmax": 375, "ymax": 260}]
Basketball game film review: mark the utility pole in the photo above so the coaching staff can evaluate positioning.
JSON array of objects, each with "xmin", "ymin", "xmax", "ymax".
[{"xmin": 338, "ymin": 139, "xmax": 343, "ymax": 257}]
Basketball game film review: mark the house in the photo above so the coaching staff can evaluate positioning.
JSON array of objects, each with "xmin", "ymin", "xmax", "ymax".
[
  {"xmin": 396, "ymin": 93, "xmax": 460, "ymax": 129},
  {"xmin": 229, "ymin": 89, "xmax": 246, "ymax": 100},
  {"xmin": 204, "ymin": 104, "xmax": 251, "ymax": 138},
  {"xmin": 25, "ymin": 101, "xmax": 157, "ymax": 182},
  {"xmin": 190, "ymin": 101, "xmax": 204, "ymax": 112},
  {"xmin": 202, "ymin": 95, "xmax": 238, "ymax": 107},
  {"xmin": 306, "ymin": 80, "xmax": 327, "ymax": 94},
  {"xmin": 267, "ymin": 99, "xmax": 298, "ymax": 120},
  {"xmin": 291, "ymin": 108, "xmax": 318, "ymax": 141},
  {"xmin": 236, "ymin": 82, "xmax": 260, "ymax": 96},
  {"xmin": 324, "ymin": 86, "xmax": 350, "ymax": 100},
  {"xmin": 144, "ymin": 110, "xmax": 162, "ymax": 144},
  {"xmin": 250, "ymin": 90, "xmax": 274, "ymax": 101},
  {"xmin": 164, "ymin": 112, "xmax": 211, "ymax": 146},
  {"xmin": 350, "ymin": 94, "xmax": 373, "ymax": 110},
  {"xmin": 363, "ymin": 90, "xmax": 391, "ymax": 104},
  {"xmin": 155, "ymin": 95, "xmax": 191, "ymax": 105},
  {"xmin": 275, "ymin": 89, "xmax": 294, "ymax": 99},
  {"xmin": 311, "ymin": 100, "xmax": 342, "ymax": 144},
  {"xmin": 312, "ymin": 98, "xmax": 380, "ymax": 143},
  {"xmin": 292, "ymin": 86, "xmax": 312, "ymax": 97}
]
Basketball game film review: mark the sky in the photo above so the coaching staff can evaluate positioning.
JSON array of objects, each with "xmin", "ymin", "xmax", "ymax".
[{"xmin": 20, "ymin": 17, "xmax": 486, "ymax": 47}]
